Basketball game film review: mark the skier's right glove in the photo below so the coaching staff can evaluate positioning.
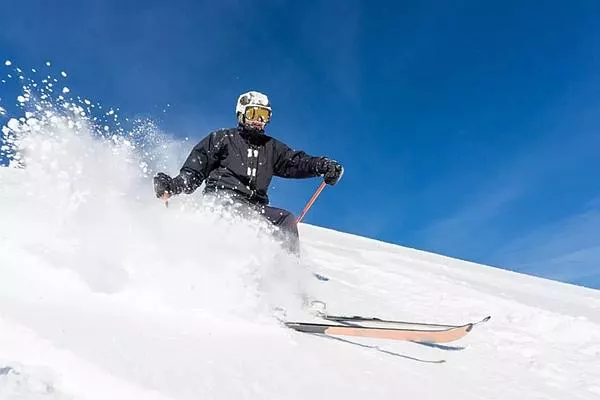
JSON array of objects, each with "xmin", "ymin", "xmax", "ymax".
[{"xmin": 153, "ymin": 172, "xmax": 178, "ymax": 199}]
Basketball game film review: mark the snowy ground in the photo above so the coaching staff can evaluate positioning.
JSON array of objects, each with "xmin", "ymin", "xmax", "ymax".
[{"xmin": 1, "ymin": 66, "xmax": 600, "ymax": 399}]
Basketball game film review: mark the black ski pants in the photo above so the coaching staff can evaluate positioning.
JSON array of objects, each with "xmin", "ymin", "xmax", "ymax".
[
  {"xmin": 205, "ymin": 189, "xmax": 300, "ymax": 254},
  {"xmin": 256, "ymin": 204, "xmax": 299, "ymax": 253}
]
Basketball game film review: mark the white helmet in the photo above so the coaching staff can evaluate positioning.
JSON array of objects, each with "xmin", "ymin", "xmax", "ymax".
[{"xmin": 236, "ymin": 91, "xmax": 272, "ymax": 131}]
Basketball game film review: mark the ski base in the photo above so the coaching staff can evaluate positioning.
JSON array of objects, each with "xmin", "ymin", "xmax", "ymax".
[{"xmin": 285, "ymin": 315, "xmax": 490, "ymax": 344}]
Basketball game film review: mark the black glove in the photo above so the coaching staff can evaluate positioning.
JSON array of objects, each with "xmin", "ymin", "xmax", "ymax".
[
  {"xmin": 153, "ymin": 172, "xmax": 175, "ymax": 198},
  {"xmin": 316, "ymin": 158, "xmax": 344, "ymax": 185}
]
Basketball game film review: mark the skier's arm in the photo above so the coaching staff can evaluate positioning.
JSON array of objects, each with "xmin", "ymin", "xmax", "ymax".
[
  {"xmin": 175, "ymin": 131, "xmax": 225, "ymax": 193},
  {"xmin": 273, "ymin": 140, "xmax": 344, "ymax": 185},
  {"xmin": 273, "ymin": 140, "xmax": 322, "ymax": 178},
  {"xmin": 155, "ymin": 131, "xmax": 225, "ymax": 198}
]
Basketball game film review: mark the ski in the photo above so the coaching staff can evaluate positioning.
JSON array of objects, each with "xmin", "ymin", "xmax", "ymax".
[{"xmin": 284, "ymin": 320, "xmax": 479, "ymax": 343}]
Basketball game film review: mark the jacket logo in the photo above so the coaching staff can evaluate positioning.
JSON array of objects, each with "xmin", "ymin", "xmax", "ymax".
[{"xmin": 246, "ymin": 148, "xmax": 258, "ymax": 178}]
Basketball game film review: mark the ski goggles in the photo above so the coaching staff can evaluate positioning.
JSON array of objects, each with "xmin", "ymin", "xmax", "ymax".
[{"xmin": 244, "ymin": 106, "xmax": 271, "ymax": 123}]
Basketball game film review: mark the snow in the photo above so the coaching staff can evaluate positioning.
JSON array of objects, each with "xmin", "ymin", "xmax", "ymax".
[
  {"xmin": 1, "ymin": 81, "xmax": 599, "ymax": 399},
  {"xmin": 6, "ymin": 118, "xmax": 21, "ymax": 132}
]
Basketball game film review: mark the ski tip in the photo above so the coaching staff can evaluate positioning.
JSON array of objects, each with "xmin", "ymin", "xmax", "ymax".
[{"xmin": 460, "ymin": 316, "xmax": 491, "ymax": 333}]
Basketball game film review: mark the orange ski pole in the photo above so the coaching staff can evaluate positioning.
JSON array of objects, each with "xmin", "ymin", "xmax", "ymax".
[{"xmin": 296, "ymin": 181, "xmax": 327, "ymax": 224}]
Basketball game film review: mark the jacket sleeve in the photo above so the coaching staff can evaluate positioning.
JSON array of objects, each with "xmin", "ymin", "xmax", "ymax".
[
  {"xmin": 273, "ymin": 139, "xmax": 324, "ymax": 179},
  {"xmin": 173, "ymin": 131, "xmax": 226, "ymax": 194}
]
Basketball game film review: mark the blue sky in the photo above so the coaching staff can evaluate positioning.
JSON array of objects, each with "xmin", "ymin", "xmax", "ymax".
[{"xmin": 1, "ymin": 0, "xmax": 600, "ymax": 289}]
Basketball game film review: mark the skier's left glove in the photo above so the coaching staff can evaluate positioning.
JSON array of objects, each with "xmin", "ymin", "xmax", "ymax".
[{"xmin": 316, "ymin": 158, "xmax": 344, "ymax": 185}]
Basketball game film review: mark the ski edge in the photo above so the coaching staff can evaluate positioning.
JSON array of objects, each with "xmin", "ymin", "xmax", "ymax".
[{"xmin": 321, "ymin": 314, "xmax": 491, "ymax": 329}]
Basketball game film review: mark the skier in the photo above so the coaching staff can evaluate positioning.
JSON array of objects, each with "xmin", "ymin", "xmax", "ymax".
[{"xmin": 153, "ymin": 90, "xmax": 344, "ymax": 254}]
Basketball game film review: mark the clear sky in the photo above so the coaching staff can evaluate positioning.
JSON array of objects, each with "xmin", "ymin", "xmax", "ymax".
[{"xmin": 1, "ymin": 0, "xmax": 599, "ymax": 289}]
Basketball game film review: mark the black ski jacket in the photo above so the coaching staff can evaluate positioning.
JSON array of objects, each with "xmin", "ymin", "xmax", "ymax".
[{"xmin": 173, "ymin": 127, "xmax": 325, "ymax": 205}]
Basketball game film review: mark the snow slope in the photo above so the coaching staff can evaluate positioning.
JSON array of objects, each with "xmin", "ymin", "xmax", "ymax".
[{"xmin": 1, "ymin": 67, "xmax": 600, "ymax": 399}]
